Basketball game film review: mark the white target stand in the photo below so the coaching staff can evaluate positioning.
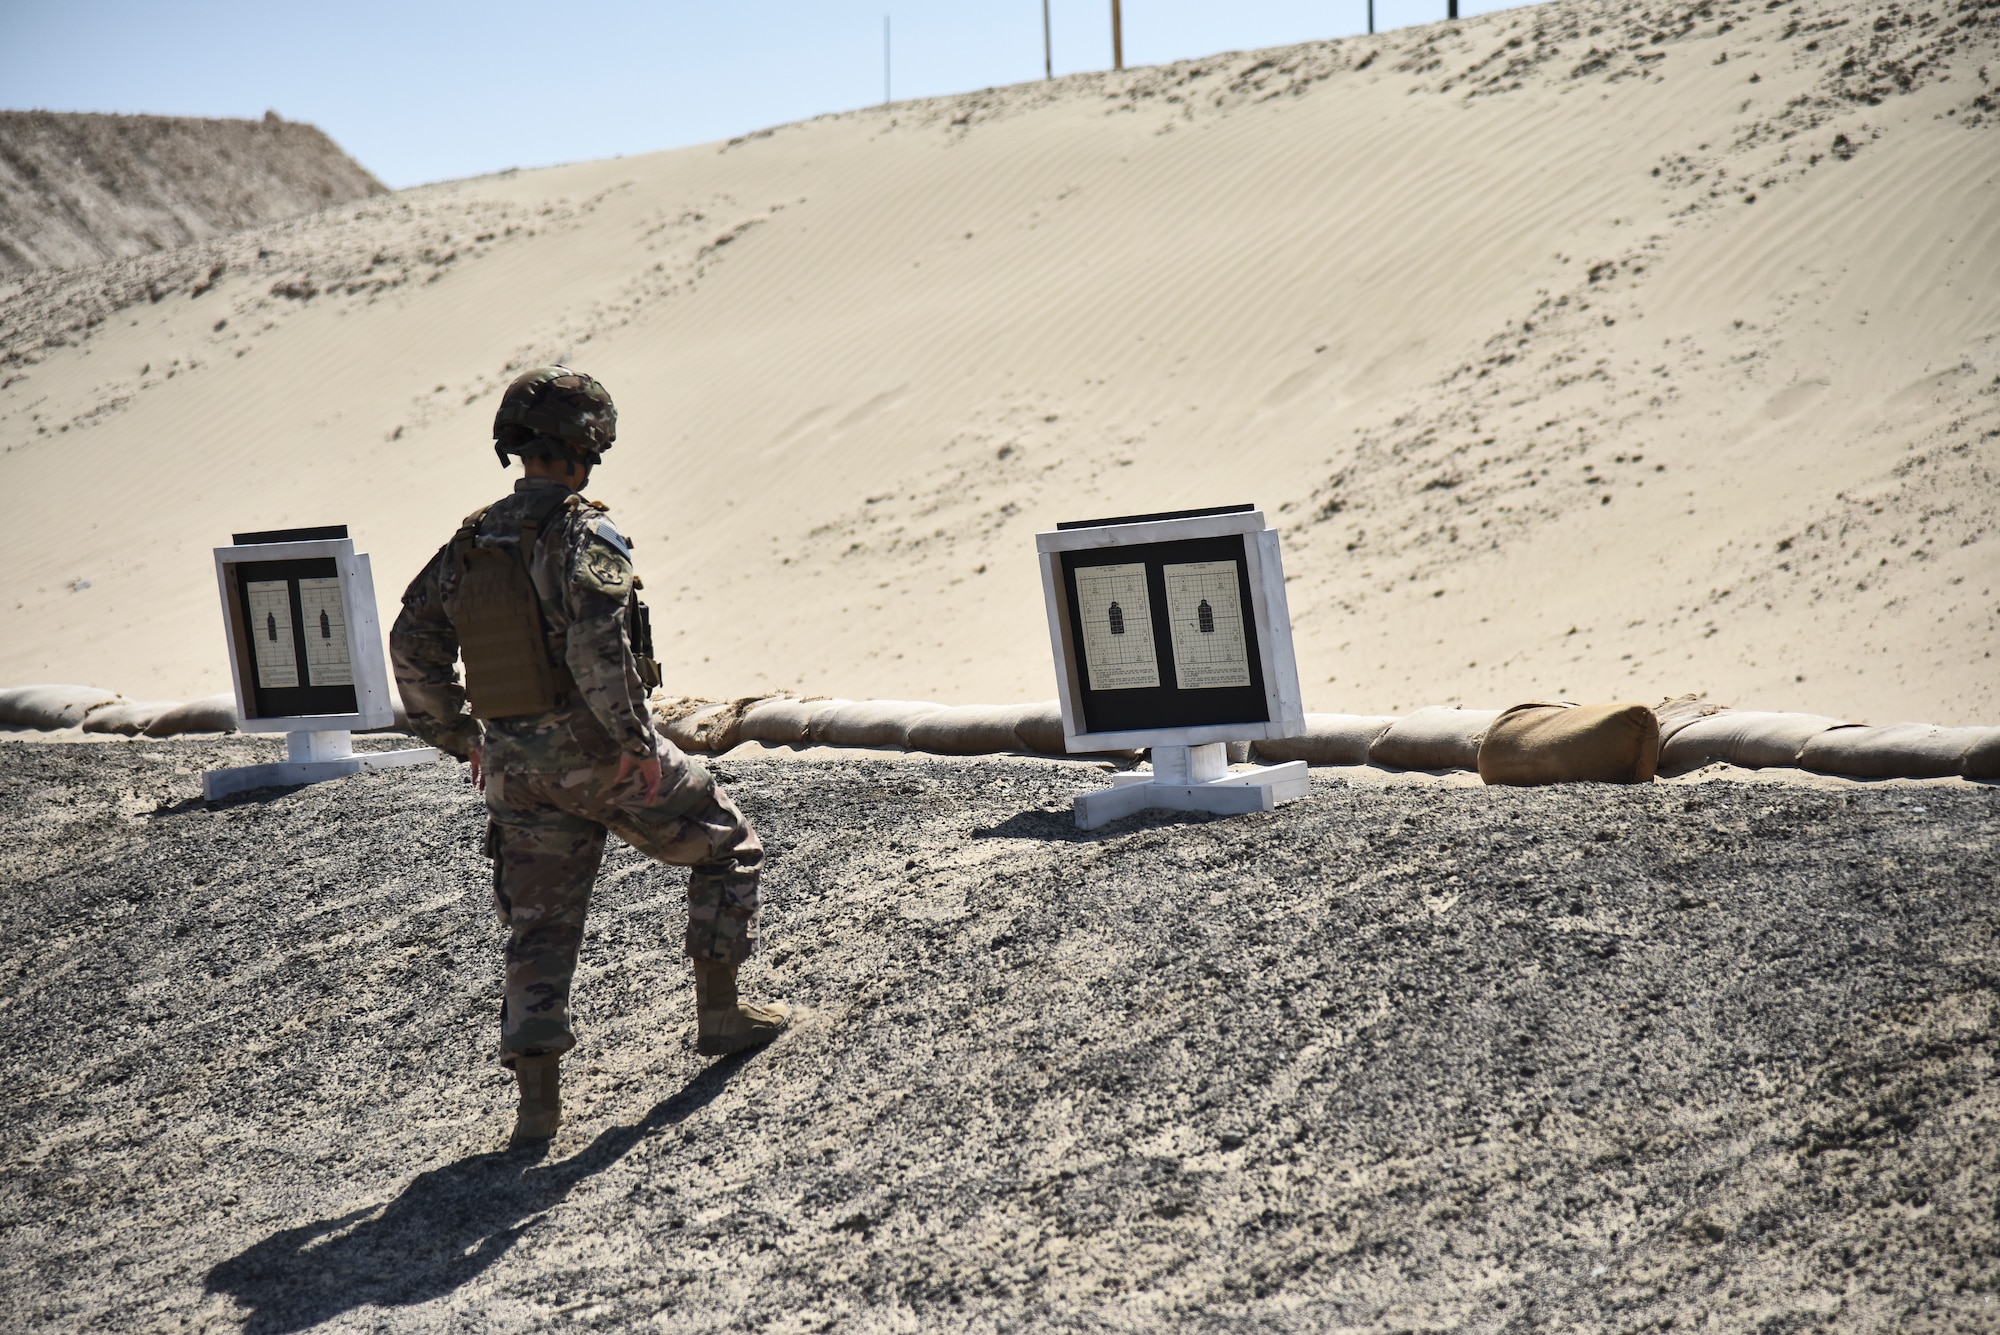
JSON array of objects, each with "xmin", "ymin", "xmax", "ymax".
[
  {"xmin": 204, "ymin": 525, "xmax": 437, "ymax": 800},
  {"xmin": 1038, "ymin": 505, "xmax": 1311, "ymax": 831},
  {"xmin": 203, "ymin": 725, "xmax": 439, "ymax": 801},
  {"xmin": 1075, "ymin": 741, "xmax": 1309, "ymax": 831}
]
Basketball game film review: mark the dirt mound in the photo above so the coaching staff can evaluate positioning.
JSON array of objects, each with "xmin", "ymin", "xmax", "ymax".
[
  {"xmin": 2, "ymin": 739, "xmax": 1993, "ymax": 1331},
  {"xmin": 0, "ymin": 110, "xmax": 385, "ymax": 273}
]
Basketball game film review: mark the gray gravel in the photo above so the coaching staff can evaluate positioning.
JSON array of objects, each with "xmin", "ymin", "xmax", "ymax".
[{"xmin": 1, "ymin": 737, "xmax": 1995, "ymax": 1333}]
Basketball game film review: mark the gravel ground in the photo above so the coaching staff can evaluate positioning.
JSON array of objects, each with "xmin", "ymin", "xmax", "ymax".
[{"xmin": 1, "ymin": 737, "xmax": 1995, "ymax": 1334}]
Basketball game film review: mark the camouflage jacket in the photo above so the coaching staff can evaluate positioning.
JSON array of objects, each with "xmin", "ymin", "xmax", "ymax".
[{"xmin": 390, "ymin": 478, "xmax": 659, "ymax": 771}]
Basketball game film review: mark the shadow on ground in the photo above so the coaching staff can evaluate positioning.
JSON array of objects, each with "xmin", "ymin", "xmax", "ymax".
[
  {"xmin": 204, "ymin": 1054, "xmax": 750, "ymax": 1333},
  {"xmin": 972, "ymin": 805, "xmax": 1249, "ymax": 842}
]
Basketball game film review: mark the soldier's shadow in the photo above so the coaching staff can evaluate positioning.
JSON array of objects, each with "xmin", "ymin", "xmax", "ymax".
[{"xmin": 204, "ymin": 1052, "xmax": 752, "ymax": 1334}]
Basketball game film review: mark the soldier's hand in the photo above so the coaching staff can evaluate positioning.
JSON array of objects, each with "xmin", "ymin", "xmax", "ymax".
[
  {"xmin": 615, "ymin": 750, "xmax": 664, "ymax": 804},
  {"xmin": 467, "ymin": 745, "xmax": 485, "ymax": 791}
]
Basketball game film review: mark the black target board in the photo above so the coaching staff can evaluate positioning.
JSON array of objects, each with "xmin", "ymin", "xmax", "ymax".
[
  {"xmin": 213, "ymin": 529, "xmax": 398, "ymax": 736},
  {"xmin": 1059, "ymin": 535, "xmax": 1269, "ymax": 736},
  {"xmin": 1036, "ymin": 506, "xmax": 1306, "ymax": 753},
  {"xmin": 228, "ymin": 557, "xmax": 361, "ymax": 718}
]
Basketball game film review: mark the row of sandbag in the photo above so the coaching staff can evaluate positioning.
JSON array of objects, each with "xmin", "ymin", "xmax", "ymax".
[
  {"xmin": 0, "ymin": 685, "xmax": 239, "ymax": 737},
  {"xmin": 656, "ymin": 695, "xmax": 1074, "ymax": 757},
  {"xmin": 1651, "ymin": 696, "xmax": 2000, "ymax": 781},
  {"xmin": 659, "ymin": 694, "xmax": 2000, "ymax": 782},
  {"xmin": 10, "ymin": 679, "xmax": 1993, "ymax": 781},
  {"xmin": 1259, "ymin": 703, "xmax": 1660, "ymax": 783},
  {"xmin": 1255, "ymin": 700, "xmax": 2000, "ymax": 780},
  {"xmin": 1223, "ymin": 701, "xmax": 1998, "ymax": 780},
  {"xmin": 655, "ymin": 696, "xmax": 1584, "ymax": 774}
]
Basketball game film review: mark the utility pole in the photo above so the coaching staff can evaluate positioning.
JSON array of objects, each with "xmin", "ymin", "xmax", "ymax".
[
  {"xmin": 1043, "ymin": 0, "xmax": 1052, "ymax": 79},
  {"xmin": 1111, "ymin": 0, "xmax": 1123, "ymax": 71},
  {"xmin": 884, "ymin": 15, "xmax": 891, "ymax": 105}
]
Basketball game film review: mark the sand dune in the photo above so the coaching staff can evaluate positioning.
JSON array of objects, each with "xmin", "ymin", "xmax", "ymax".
[
  {"xmin": 1, "ymin": 0, "xmax": 1995, "ymax": 723},
  {"xmin": 0, "ymin": 111, "xmax": 385, "ymax": 273}
]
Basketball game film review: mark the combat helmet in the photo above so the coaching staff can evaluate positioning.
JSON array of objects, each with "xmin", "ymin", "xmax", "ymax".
[{"xmin": 492, "ymin": 366, "xmax": 617, "ymax": 467}]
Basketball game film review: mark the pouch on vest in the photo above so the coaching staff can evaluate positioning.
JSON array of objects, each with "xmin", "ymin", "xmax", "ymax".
[
  {"xmin": 448, "ymin": 494, "xmax": 574, "ymax": 720},
  {"xmin": 628, "ymin": 586, "xmax": 662, "ymax": 693}
]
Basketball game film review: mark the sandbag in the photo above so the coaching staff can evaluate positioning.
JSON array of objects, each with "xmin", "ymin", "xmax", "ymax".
[
  {"xmin": 809, "ymin": 699, "xmax": 945, "ymax": 749},
  {"xmin": 82, "ymin": 700, "xmax": 179, "ymax": 735},
  {"xmin": 1653, "ymin": 694, "xmax": 1727, "ymax": 743},
  {"xmin": 1798, "ymin": 723, "xmax": 2000, "ymax": 780},
  {"xmin": 662, "ymin": 701, "xmax": 733, "ymax": 753},
  {"xmin": 0, "ymin": 684, "xmax": 122, "ymax": 730},
  {"xmin": 1368, "ymin": 706, "xmax": 1501, "ymax": 771},
  {"xmin": 1252, "ymin": 714, "xmax": 1399, "ymax": 765},
  {"xmin": 1656, "ymin": 711, "xmax": 1847, "ymax": 774},
  {"xmin": 1477, "ymin": 702, "xmax": 1659, "ymax": 786},
  {"xmin": 1964, "ymin": 730, "xmax": 2000, "ymax": 781},
  {"xmin": 907, "ymin": 704, "xmax": 1036, "ymax": 756},
  {"xmin": 1013, "ymin": 701, "xmax": 1067, "ymax": 754},
  {"xmin": 736, "ymin": 697, "xmax": 845, "ymax": 745},
  {"xmin": 657, "ymin": 696, "xmax": 776, "ymax": 753},
  {"xmin": 650, "ymin": 695, "xmax": 713, "ymax": 728},
  {"xmin": 143, "ymin": 693, "xmax": 239, "ymax": 736}
]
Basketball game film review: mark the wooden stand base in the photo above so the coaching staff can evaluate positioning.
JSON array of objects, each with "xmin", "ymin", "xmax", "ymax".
[
  {"xmin": 203, "ymin": 729, "xmax": 438, "ymax": 800},
  {"xmin": 1073, "ymin": 742, "xmax": 1309, "ymax": 830}
]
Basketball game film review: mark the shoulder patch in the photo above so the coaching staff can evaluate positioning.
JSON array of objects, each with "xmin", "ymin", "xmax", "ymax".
[
  {"xmin": 578, "ymin": 520, "xmax": 632, "ymax": 596},
  {"xmin": 579, "ymin": 545, "xmax": 631, "ymax": 596}
]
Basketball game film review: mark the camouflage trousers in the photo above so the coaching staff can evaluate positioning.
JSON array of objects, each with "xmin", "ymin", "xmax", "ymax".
[{"xmin": 484, "ymin": 737, "xmax": 762, "ymax": 1065}]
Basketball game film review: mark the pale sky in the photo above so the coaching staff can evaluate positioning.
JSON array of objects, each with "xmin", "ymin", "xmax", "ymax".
[{"xmin": 1, "ymin": 1, "xmax": 1524, "ymax": 189}]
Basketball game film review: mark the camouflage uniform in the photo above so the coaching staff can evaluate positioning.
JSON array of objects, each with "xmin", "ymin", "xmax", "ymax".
[{"xmin": 391, "ymin": 477, "xmax": 764, "ymax": 1065}]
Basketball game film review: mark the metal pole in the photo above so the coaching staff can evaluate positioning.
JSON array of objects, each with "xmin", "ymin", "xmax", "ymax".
[
  {"xmin": 884, "ymin": 15, "xmax": 891, "ymax": 105},
  {"xmin": 1368, "ymin": 0, "xmax": 1375, "ymax": 34},
  {"xmin": 1043, "ymin": 0, "xmax": 1052, "ymax": 79},
  {"xmin": 1111, "ymin": 0, "xmax": 1123, "ymax": 71},
  {"xmin": 1448, "ymin": 0, "xmax": 1458, "ymax": 17}
]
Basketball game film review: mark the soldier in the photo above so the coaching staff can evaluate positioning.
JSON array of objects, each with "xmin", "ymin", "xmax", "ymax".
[{"xmin": 391, "ymin": 366, "xmax": 789, "ymax": 1147}]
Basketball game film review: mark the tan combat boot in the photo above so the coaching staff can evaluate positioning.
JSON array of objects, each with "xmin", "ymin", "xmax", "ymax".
[
  {"xmin": 693, "ymin": 960, "xmax": 792, "ymax": 1056},
  {"xmin": 509, "ymin": 1053, "xmax": 561, "ymax": 1146}
]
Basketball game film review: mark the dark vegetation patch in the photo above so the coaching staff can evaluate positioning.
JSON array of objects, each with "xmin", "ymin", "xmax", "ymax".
[{"xmin": 1, "ymin": 739, "xmax": 1995, "ymax": 1331}]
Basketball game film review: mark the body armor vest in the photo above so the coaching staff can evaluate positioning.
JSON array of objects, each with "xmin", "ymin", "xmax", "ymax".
[
  {"xmin": 446, "ymin": 490, "xmax": 661, "ymax": 719},
  {"xmin": 447, "ymin": 491, "xmax": 578, "ymax": 720}
]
